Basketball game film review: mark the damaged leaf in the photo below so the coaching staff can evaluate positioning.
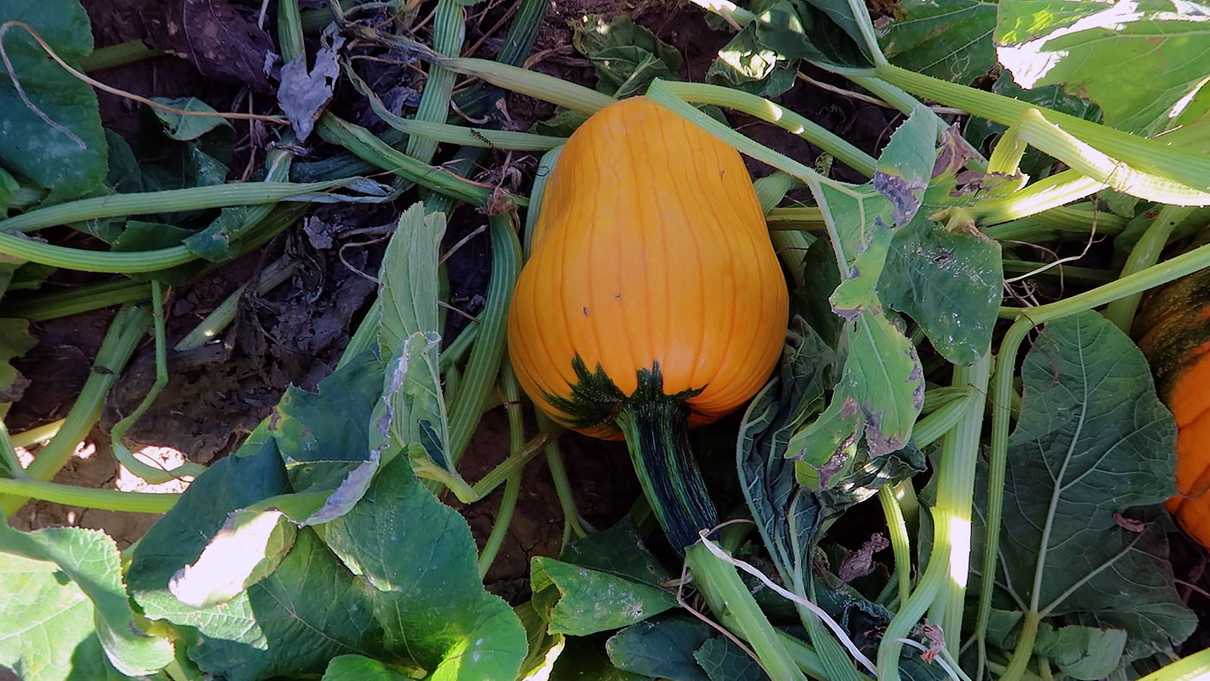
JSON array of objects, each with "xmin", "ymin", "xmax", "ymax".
[{"xmin": 277, "ymin": 29, "xmax": 345, "ymax": 141}]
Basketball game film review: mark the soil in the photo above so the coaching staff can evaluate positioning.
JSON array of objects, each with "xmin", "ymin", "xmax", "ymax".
[{"xmin": 6, "ymin": 0, "xmax": 1208, "ymax": 657}]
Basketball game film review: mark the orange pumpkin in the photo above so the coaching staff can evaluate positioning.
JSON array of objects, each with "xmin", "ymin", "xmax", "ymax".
[
  {"xmin": 507, "ymin": 96, "xmax": 788, "ymax": 548},
  {"xmin": 1136, "ymin": 268, "xmax": 1210, "ymax": 546}
]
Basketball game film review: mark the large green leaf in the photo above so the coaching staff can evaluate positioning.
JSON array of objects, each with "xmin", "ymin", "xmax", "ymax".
[
  {"xmin": 270, "ymin": 352, "xmax": 383, "ymax": 524},
  {"xmin": 0, "ymin": 553, "xmax": 102, "ymax": 681},
  {"xmin": 606, "ymin": 615, "xmax": 713, "ymax": 681},
  {"xmin": 0, "ymin": 0, "xmax": 107, "ymax": 200},
  {"xmin": 322, "ymin": 655, "xmax": 409, "ymax": 680},
  {"xmin": 694, "ymin": 636, "xmax": 769, "ymax": 681},
  {"xmin": 879, "ymin": 0, "xmax": 998, "ymax": 84},
  {"xmin": 878, "ymin": 214, "xmax": 1002, "ymax": 365},
  {"xmin": 320, "ymin": 457, "xmax": 528, "ymax": 681},
  {"xmin": 0, "ymin": 526, "xmax": 175, "ymax": 676},
  {"xmin": 995, "ymin": 0, "xmax": 1210, "ymax": 135},
  {"xmin": 976, "ymin": 312, "xmax": 1196, "ymax": 665}
]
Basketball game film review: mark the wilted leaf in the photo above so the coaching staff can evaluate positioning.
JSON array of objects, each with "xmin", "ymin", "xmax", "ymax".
[
  {"xmin": 0, "ymin": 317, "xmax": 36, "ymax": 404},
  {"xmin": 606, "ymin": 615, "xmax": 713, "ymax": 681},
  {"xmin": 152, "ymin": 97, "xmax": 230, "ymax": 141},
  {"xmin": 995, "ymin": 0, "xmax": 1210, "ymax": 135},
  {"xmin": 879, "ymin": 0, "xmax": 997, "ymax": 84},
  {"xmin": 277, "ymin": 30, "xmax": 344, "ymax": 141},
  {"xmin": 976, "ymin": 312, "xmax": 1196, "ymax": 664},
  {"xmin": 573, "ymin": 16, "xmax": 682, "ymax": 97},
  {"xmin": 0, "ymin": 0, "xmax": 107, "ymax": 201},
  {"xmin": 0, "ymin": 525, "xmax": 175, "ymax": 678},
  {"xmin": 879, "ymin": 214, "xmax": 1002, "ymax": 365}
]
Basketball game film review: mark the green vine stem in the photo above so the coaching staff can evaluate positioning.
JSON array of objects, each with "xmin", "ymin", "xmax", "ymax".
[
  {"xmin": 478, "ymin": 364, "xmax": 526, "ymax": 576},
  {"xmin": 0, "ymin": 420, "xmax": 24, "ymax": 479},
  {"xmin": 0, "ymin": 180, "xmax": 348, "ymax": 234},
  {"xmin": 0, "ymin": 304, "xmax": 151, "ymax": 516},
  {"xmin": 78, "ymin": 39, "xmax": 163, "ymax": 72},
  {"xmin": 876, "ymin": 354, "xmax": 990, "ymax": 680},
  {"xmin": 970, "ymin": 169, "xmax": 1106, "ymax": 225},
  {"xmin": 984, "ymin": 203, "xmax": 1129, "ymax": 242},
  {"xmin": 879, "ymin": 485, "xmax": 913, "ymax": 608},
  {"xmin": 406, "ymin": 0, "xmax": 465, "ymax": 166},
  {"xmin": 686, "ymin": 541, "xmax": 811, "ymax": 681},
  {"xmin": 1103, "ymin": 205, "xmax": 1195, "ymax": 330},
  {"xmin": 9, "ymin": 419, "xmax": 64, "ymax": 449},
  {"xmin": 175, "ymin": 258, "xmax": 299, "ymax": 352},
  {"xmin": 110, "ymin": 283, "xmax": 206, "ymax": 483},
  {"xmin": 446, "ymin": 211, "xmax": 521, "ymax": 463},
  {"xmin": 0, "ymin": 278, "xmax": 149, "ymax": 321},
  {"xmin": 1140, "ymin": 646, "xmax": 1210, "ymax": 681},
  {"xmin": 975, "ymin": 237, "xmax": 1210, "ymax": 679},
  {"xmin": 0, "ymin": 477, "xmax": 180, "ymax": 514}
]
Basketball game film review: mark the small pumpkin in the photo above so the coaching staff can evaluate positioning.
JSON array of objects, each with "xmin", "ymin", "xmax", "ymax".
[
  {"xmin": 1135, "ymin": 268, "xmax": 1210, "ymax": 546},
  {"xmin": 507, "ymin": 96, "xmax": 789, "ymax": 549}
]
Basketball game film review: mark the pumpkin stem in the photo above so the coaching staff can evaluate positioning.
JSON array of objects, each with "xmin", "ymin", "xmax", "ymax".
[{"xmin": 616, "ymin": 397, "xmax": 719, "ymax": 553}]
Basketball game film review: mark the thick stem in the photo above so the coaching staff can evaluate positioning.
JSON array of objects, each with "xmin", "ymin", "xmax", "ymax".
[
  {"xmin": 879, "ymin": 485, "xmax": 912, "ymax": 606},
  {"xmin": 0, "ymin": 477, "xmax": 179, "ymax": 514},
  {"xmin": 1139, "ymin": 646, "xmax": 1210, "ymax": 681},
  {"xmin": 999, "ymin": 610, "xmax": 1042, "ymax": 681},
  {"xmin": 616, "ymin": 397, "xmax": 718, "ymax": 553},
  {"xmin": 685, "ymin": 542, "xmax": 810, "ymax": 681},
  {"xmin": 79, "ymin": 39, "xmax": 163, "ymax": 72},
  {"xmin": 478, "ymin": 365, "xmax": 526, "ymax": 576},
  {"xmin": 1103, "ymin": 205, "xmax": 1194, "ymax": 330}
]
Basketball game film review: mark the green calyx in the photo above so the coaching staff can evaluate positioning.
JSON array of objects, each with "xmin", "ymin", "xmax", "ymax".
[{"xmin": 545, "ymin": 357, "xmax": 717, "ymax": 552}]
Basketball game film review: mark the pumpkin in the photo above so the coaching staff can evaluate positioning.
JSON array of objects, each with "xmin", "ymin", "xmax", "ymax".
[
  {"xmin": 1135, "ymin": 268, "xmax": 1210, "ymax": 547},
  {"xmin": 507, "ymin": 96, "xmax": 789, "ymax": 549}
]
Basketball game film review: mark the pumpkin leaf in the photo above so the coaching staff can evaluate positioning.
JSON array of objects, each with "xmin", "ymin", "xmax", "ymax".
[
  {"xmin": 322, "ymin": 655, "xmax": 409, "ymax": 681},
  {"xmin": 879, "ymin": 214, "xmax": 1003, "ymax": 365},
  {"xmin": 994, "ymin": 0, "xmax": 1210, "ymax": 136},
  {"xmin": 550, "ymin": 635, "xmax": 647, "ymax": 680},
  {"xmin": 878, "ymin": 0, "xmax": 998, "ymax": 84},
  {"xmin": 0, "ymin": 317, "xmax": 36, "ymax": 408},
  {"xmin": 706, "ymin": 0, "xmax": 803, "ymax": 97},
  {"xmin": 372, "ymin": 203, "xmax": 453, "ymax": 475},
  {"xmin": 694, "ymin": 636, "xmax": 770, "ymax": 681},
  {"xmin": 319, "ymin": 457, "xmax": 528, "ymax": 681},
  {"xmin": 0, "ymin": 525, "xmax": 175, "ymax": 679},
  {"xmin": 0, "ymin": 0, "xmax": 107, "ymax": 201},
  {"xmin": 531, "ymin": 521, "xmax": 676, "ymax": 637},
  {"xmin": 151, "ymin": 96, "xmax": 230, "ymax": 141},
  {"xmin": 516, "ymin": 602, "xmax": 566, "ymax": 680},
  {"xmin": 573, "ymin": 16, "xmax": 683, "ymax": 98},
  {"xmin": 974, "ymin": 312, "xmax": 1196, "ymax": 666},
  {"xmin": 606, "ymin": 615, "xmax": 713, "ymax": 681}
]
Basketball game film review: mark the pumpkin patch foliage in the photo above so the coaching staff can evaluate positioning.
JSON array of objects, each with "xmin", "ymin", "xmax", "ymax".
[{"xmin": 1, "ymin": 0, "xmax": 1209, "ymax": 680}]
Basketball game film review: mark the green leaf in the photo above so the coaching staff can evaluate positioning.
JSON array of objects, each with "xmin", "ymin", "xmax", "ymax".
[
  {"xmin": 165, "ymin": 508, "xmax": 296, "ymax": 609},
  {"xmin": 152, "ymin": 97, "xmax": 230, "ymax": 141},
  {"xmin": 516, "ymin": 602, "xmax": 566, "ymax": 680},
  {"xmin": 559, "ymin": 518, "xmax": 672, "ymax": 586},
  {"xmin": 322, "ymin": 655, "xmax": 409, "ymax": 681},
  {"xmin": 1034, "ymin": 624, "xmax": 1128, "ymax": 681},
  {"xmin": 531, "ymin": 557, "xmax": 677, "ymax": 636},
  {"xmin": 573, "ymin": 16, "xmax": 683, "ymax": 97},
  {"xmin": 606, "ymin": 615, "xmax": 713, "ymax": 681},
  {"xmin": 694, "ymin": 636, "xmax": 770, "ymax": 681},
  {"xmin": 792, "ymin": 309, "xmax": 923, "ymax": 484},
  {"xmin": 0, "ymin": 0, "xmax": 107, "ymax": 201},
  {"xmin": 270, "ymin": 352, "xmax": 383, "ymax": 524},
  {"xmin": 551, "ymin": 635, "xmax": 647, "ymax": 680},
  {"xmin": 373, "ymin": 203, "xmax": 451, "ymax": 473},
  {"xmin": 976, "ymin": 312, "xmax": 1196, "ymax": 663},
  {"xmin": 111, "ymin": 221, "xmax": 195, "ymax": 251},
  {"xmin": 751, "ymin": 0, "xmax": 873, "ymax": 69},
  {"xmin": 706, "ymin": 0, "xmax": 801, "ymax": 97},
  {"xmin": 0, "ymin": 552, "xmax": 101, "ymax": 681},
  {"xmin": 320, "ymin": 457, "xmax": 528, "ymax": 681},
  {"xmin": 879, "ymin": 0, "xmax": 998, "ymax": 84},
  {"xmin": 994, "ymin": 0, "xmax": 1210, "ymax": 135},
  {"xmin": 0, "ymin": 526, "xmax": 175, "ymax": 679},
  {"xmin": 824, "ymin": 109, "xmax": 935, "ymax": 316},
  {"xmin": 878, "ymin": 214, "xmax": 1003, "ymax": 365}
]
